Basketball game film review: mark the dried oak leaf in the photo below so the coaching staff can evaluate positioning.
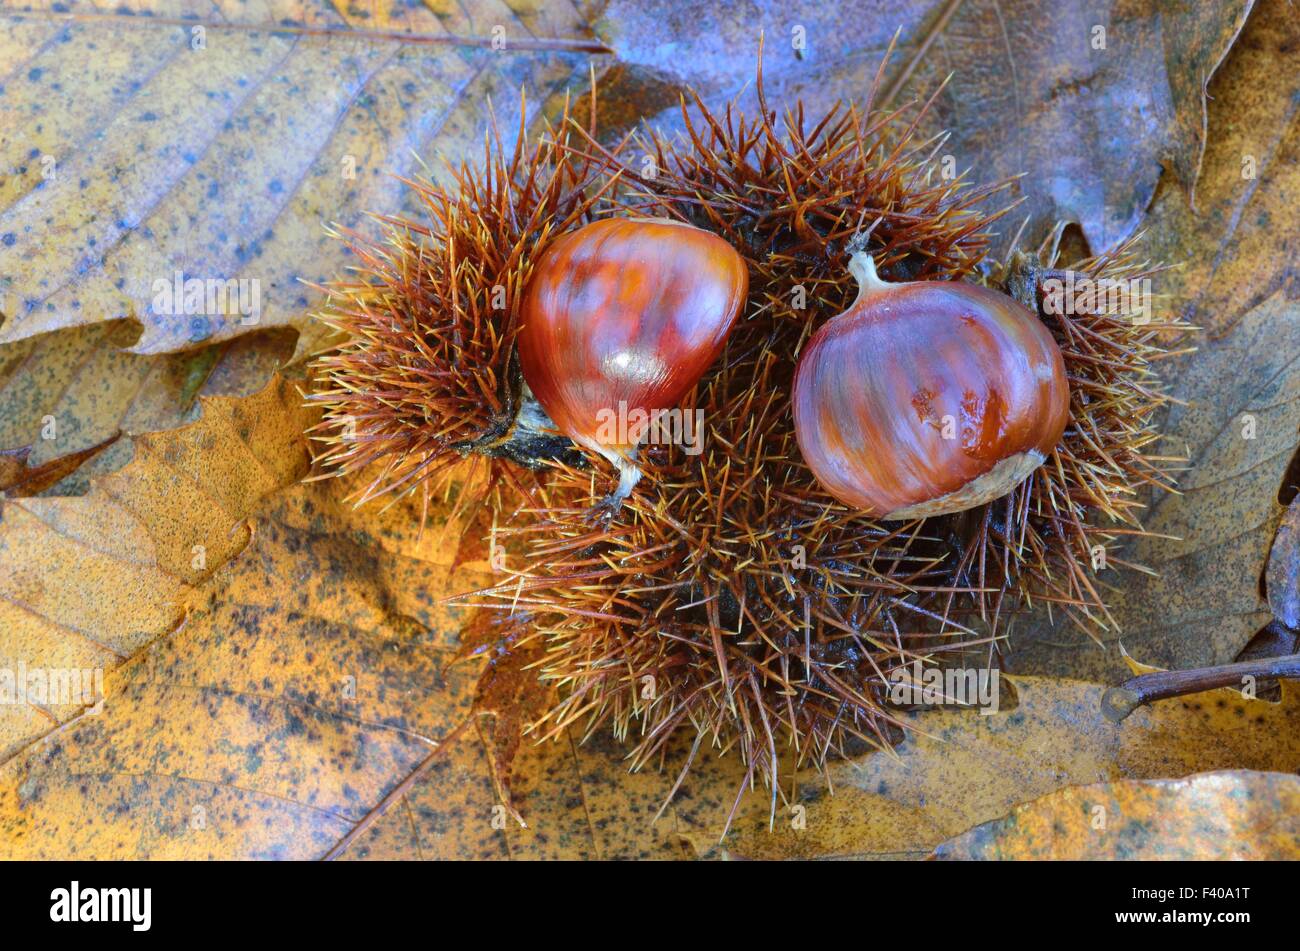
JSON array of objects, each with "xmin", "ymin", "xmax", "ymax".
[
  {"xmin": 1137, "ymin": 0, "xmax": 1300, "ymax": 339},
  {"xmin": 595, "ymin": 0, "xmax": 1254, "ymax": 250},
  {"xmin": 1266, "ymin": 495, "xmax": 1300, "ymax": 631},
  {"xmin": 0, "ymin": 469, "xmax": 496, "ymax": 859},
  {"xmin": 681, "ymin": 677, "xmax": 1300, "ymax": 859},
  {"xmin": 8, "ymin": 460, "xmax": 1299, "ymax": 859},
  {"xmin": 1013, "ymin": 292, "xmax": 1300, "ymax": 681},
  {"xmin": 0, "ymin": 320, "xmax": 294, "ymax": 493},
  {"xmin": 326, "ymin": 670, "xmax": 1300, "ymax": 860}
]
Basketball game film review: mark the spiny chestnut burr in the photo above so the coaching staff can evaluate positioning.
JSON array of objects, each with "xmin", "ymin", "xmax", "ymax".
[
  {"xmin": 793, "ymin": 252, "xmax": 1069, "ymax": 520},
  {"xmin": 518, "ymin": 217, "xmax": 748, "ymax": 500}
]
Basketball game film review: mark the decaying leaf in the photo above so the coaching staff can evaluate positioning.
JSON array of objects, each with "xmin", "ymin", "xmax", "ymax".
[
  {"xmin": 932, "ymin": 769, "xmax": 1300, "ymax": 859},
  {"xmin": 0, "ymin": 0, "xmax": 1294, "ymax": 863},
  {"xmin": 0, "ymin": 468, "xmax": 496, "ymax": 859},
  {"xmin": 0, "ymin": 0, "xmax": 602, "ymax": 357},
  {"xmin": 1113, "ymin": 293, "xmax": 1300, "ymax": 659},
  {"xmin": 0, "ymin": 364, "xmax": 1294, "ymax": 858},
  {"xmin": 15, "ymin": 549, "xmax": 1296, "ymax": 863},
  {"xmin": 0, "ymin": 320, "xmax": 295, "ymax": 492},
  {"xmin": 1136, "ymin": 0, "xmax": 1299, "ymax": 340},
  {"xmin": 0, "ymin": 375, "xmax": 311, "ymax": 762},
  {"xmin": 0, "ymin": 436, "xmax": 121, "ymax": 498},
  {"xmin": 1014, "ymin": 292, "xmax": 1300, "ymax": 681},
  {"xmin": 1009, "ymin": 0, "xmax": 1299, "ymax": 681},
  {"xmin": 1265, "ymin": 494, "xmax": 1300, "ymax": 630},
  {"xmin": 680, "ymin": 676, "xmax": 1300, "ymax": 859},
  {"xmin": 597, "ymin": 0, "xmax": 1254, "ymax": 251}
]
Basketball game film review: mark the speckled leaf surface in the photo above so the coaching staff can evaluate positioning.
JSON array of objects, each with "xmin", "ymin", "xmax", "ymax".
[
  {"xmin": 0, "ymin": 375, "xmax": 312, "ymax": 764},
  {"xmin": 1266, "ymin": 497, "xmax": 1300, "ymax": 630},
  {"xmin": 932, "ymin": 770, "xmax": 1300, "ymax": 859},
  {"xmin": 1014, "ymin": 292, "xmax": 1300, "ymax": 681},
  {"xmin": 11, "ymin": 579, "xmax": 1297, "ymax": 860},
  {"xmin": 596, "ymin": 0, "xmax": 1254, "ymax": 252},
  {"xmin": 1, "ymin": 0, "xmax": 1298, "ymax": 860},
  {"xmin": 1135, "ymin": 0, "xmax": 1299, "ymax": 340},
  {"xmin": 0, "ymin": 0, "xmax": 1254, "ymax": 367},
  {"xmin": 1008, "ymin": 0, "xmax": 1300, "ymax": 682},
  {"xmin": 0, "ymin": 320, "xmax": 295, "ymax": 493},
  {"xmin": 0, "ymin": 0, "xmax": 602, "ymax": 357},
  {"xmin": 0, "ymin": 466, "xmax": 497, "ymax": 858},
  {"xmin": 686, "ymin": 678, "xmax": 1300, "ymax": 859}
]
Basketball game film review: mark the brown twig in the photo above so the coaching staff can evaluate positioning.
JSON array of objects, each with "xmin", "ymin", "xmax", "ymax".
[{"xmin": 1102, "ymin": 653, "xmax": 1300, "ymax": 723}]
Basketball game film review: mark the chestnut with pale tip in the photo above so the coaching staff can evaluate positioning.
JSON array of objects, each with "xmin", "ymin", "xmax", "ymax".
[
  {"xmin": 792, "ymin": 251, "xmax": 1070, "ymax": 520},
  {"xmin": 518, "ymin": 217, "xmax": 748, "ymax": 502}
]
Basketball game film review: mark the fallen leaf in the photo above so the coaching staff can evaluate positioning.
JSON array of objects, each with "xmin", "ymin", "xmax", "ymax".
[
  {"xmin": 0, "ymin": 374, "xmax": 312, "ymax": 762},
  {"xmin": 0, "ymin": 0, "xmax": 603, "ymax": 357},
  {"xmin": 1135, "ymin": 0, "xmax": 1300, "ymax": 339},
  {"xmin": 1013, "ymin": 292, "xmax": 1300, "ymax": 680},
  {"xmin": 0, "ymin": 435, "xmax": 121, "ymax": 497},
  {"xmin": 932, "ymin": 769, "xmax": 1300, "ymax": 859},
  {"xmin": 682, "ymin": 676, "xmax": 1300, "ymax": 859},
  {"xmin": 0, "ymin": 0, "xmax": 1290, "ymax": 863},
  {"xmin": 0, "ymin": 320, "xmax": 295, "ymax": 493},
  {"xmin": 596, "ymin": 0, "xmax": 1254, "ymax": 251},
  {"xmin": 0, "ymin": 453, "xmax": 502, "ymax": 858},
  {"xmin": 6, "ymin": 451, "xmax": 1300, "ymax": 858},
  {"xmin": 1265, "ymin": 495, "xmax": 1300, "ymax": 630}
]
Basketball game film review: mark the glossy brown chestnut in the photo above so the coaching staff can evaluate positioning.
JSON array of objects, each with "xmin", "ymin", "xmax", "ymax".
[
  {"xmin": 519, "ymin": 217, "xmax": 748, "ymax": 499},
  {"xmin": 792, "ymin": 253, "xmax": 1069, "ymax": 520}
]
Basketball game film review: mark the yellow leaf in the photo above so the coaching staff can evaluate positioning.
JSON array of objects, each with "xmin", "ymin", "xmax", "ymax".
[
  {"xmin": 0, "ymin": 2, "xmax": 602, "ymax": 358},
  {"xmin": 0, "ymin": 374, "xmax": 312, "ymax": 761},
  {"xmin": 932, "ymin": 770, "xmax": 1300, "ymax": 860},
  {"xmin": 0, "ymin": 321, "xmax": 295, "ymax": 492},
  {"xmin": 688, "ymin": 677, "xmax": 1300, "ymax": 859}
]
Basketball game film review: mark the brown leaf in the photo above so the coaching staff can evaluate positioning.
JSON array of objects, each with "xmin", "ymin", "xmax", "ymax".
[
  {"xmin": 0, "ymin": 321, "xmax": 295, "ymax": 493},
  {"xmin": 932, "ymin": 770, "xmax": 1300, "ymax": 859},
  {"xmin": 312, "ymin": 669, "xmax": 1300, "ymax": 861},
  {"xmin": 1114, "ymin": 292, "xmax": 1300, "ymax": 659},
  {"xmin": 1007, "ymin": 1, "xmax": 1298, "ymax": 679},
  {"xmin": 682, "ymin": 676, "xmax": 1300, "ymax": 859},
  {"xmin": 0, "ymin": 434, "xmax": 122, "ymax": 497},
  {"xmin": 1266, "ymin": 496, "xmax": 1300, "ymax": 629},
  {"xmin": 596, "ymin": 0, "xmax": 1253, "ymax": 250},
  {"xmin": 1014, "ymin": 292, "xmax": 1300, "ymax": 680},
  {"xmin": 1136, "ymin": 0, "xmax": 1299, "ymax": 339},
  {"xmin": 0, "ymin": 0, "xmax": 1289, "ymax": 863},
  {"xmin": 0, "ymin": 374, "xmax": 312, "ymax": 762},
  {"xmin": 0, "ymin": 0, "xmax": 603, "ymax": 358},
  {"xmin": 469, "ymin": 637, "xmax": 554, "ymax": 829},
  {"xmin": 0, "ymin": 456, "xmax": 499, "ymax": 858},
  {"xmin": 8, "ymin": 455, "xmax": 1300, "ymax": 858}
]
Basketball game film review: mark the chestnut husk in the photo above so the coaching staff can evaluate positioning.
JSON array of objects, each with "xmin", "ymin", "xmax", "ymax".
[{"xmin": 308, "ymin": 59, "xmax": 1185, "ymax": 835}]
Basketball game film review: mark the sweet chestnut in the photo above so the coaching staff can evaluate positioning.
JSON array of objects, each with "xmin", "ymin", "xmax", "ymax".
[
  {"xmin": 519, "ymin": 217, "xmax": 748, "ymax": 500},
  {"xmin": 792, "ymin": 252, "xmax": 1069, "ymax": 520}
]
